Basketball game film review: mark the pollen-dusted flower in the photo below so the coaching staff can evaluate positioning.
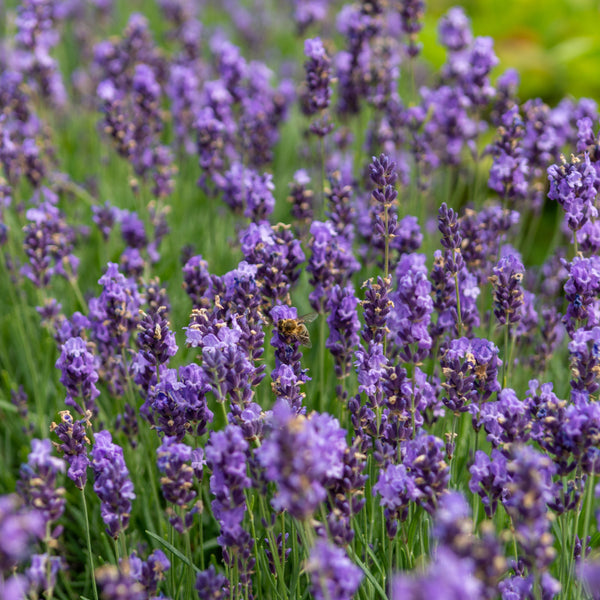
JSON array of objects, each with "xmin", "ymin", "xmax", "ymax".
[
  {"xmin": 306, "ymin": 540, "xmax": 363, "ymax": 600},
  {"xmin": 95, "ymin": 562, "xmax": 146, "ymax": 600},
  {"xmin": 91, "ymin": 430, "xmax": 136, "ymax": 539}
]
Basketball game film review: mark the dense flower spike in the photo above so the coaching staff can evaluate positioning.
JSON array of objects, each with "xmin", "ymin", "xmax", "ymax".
[
  {"xmin": 90, "ymin": 430, "xmax": 135, "ymax": 538},
  {"xmin": 301, "ymin": 37, "xmax": 333, "ymax": 137},
  {"xmin": 490, "ymin": 252, "xmax": 525, "ymax": 326}
]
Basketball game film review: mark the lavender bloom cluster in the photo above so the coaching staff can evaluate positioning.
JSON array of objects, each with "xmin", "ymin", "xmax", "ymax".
[{"xmin": 3, "ymin": 2, "xmax": 600, "ymax": 599}]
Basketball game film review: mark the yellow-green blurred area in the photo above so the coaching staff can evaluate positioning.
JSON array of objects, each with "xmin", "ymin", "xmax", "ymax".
[{"xmin": 424, "ymin": 0, "xmax": 600, "ymax": 105}]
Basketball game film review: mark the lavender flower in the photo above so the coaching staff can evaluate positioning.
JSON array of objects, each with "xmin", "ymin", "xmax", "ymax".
[
  {"xmin": 503, "ymin": 445, "xmax": 556, "ymax": 571},
  {"xmin": 128, "ymin": 549, "xmax": 170, "ymax": 597},
  {"xmin": 489, "ymin": 253, "xmax": 525, "ymax": 327},
  {"xmin": 182, "ymin": 254, "xmax": 212, "ymax": 308},
  {"xmin": 306, "ymin": 540, "xmax": 363, "ymax": 600},
  {"xmin": 156, "ymin": 437, "xmax": 203, "ymax": 533},
  {"xmin": 55, "ymin": 336, "xmax": 100, "ymax": 416},
  {"xmin": 388, "ymin": 253, "xmax": 433, "ymax": 362},
  {"xmin": 301, "ymin": 37, "xmax": 333, "ymax": 137},
  {"xmin": 307, "ymin": 220, "xmax": 359, "ymax": 313},
  {"xmin": 257, "ymin": 401, "xmax": 347, "ymax": 520},
  {"xmin": 195, "ymin": 565, "xmax": 229, "ymax": 598},
  {"xmin": 548, "ymin": 153, "xmax": 599, "ymax": 238},
  {"xmin": 50, "ymin": 410, "xmax": 91, "ymax": 489},
  {"xmin": 568, "ymin": 325, "xmax": 600, "ymax": 397},
  {"xmin": 373, "ymin": 463, "xmax": 420, "ymax": 536},
  {"xmin": 390, "ymin": 548, "xmax": 483, "ymax": 600},
  {"xmin": 205, "ymin": 425, "xmax": 254, "ymax": 591},
  {"xmin": 288, "ymin": 169, "xmax": 314, "ymax": 234},
  {"xmin": 469, "ymin": 449, "xmax": 509, "ymax": 518},
  {"xmin": 17, "ymin": 439, "xmax": 66, "ymax": 532},
  {"xmin": 95, "ymin": 563, "xmax": 146, "ymax": 600},
  {"xmin": 0, "ymin": 494, "xmax": 45, "ymax": 574},
  {"xmin": 326, "ymin": 284, "xmax": 361, "ymax": 380},
  {"xmin": 91, "ymin": 430, "xmax": 135, "ymax": 538},
  {"xmin": 478, "ymin": 388, "xmax": 531, "ymax": 451},
  {"xmin": 398, "ymin": 0, "xmax": 425, "ymax": 57},
  {"xmin": 562, "ymin": 254, "xmax": 600, "ymax": 334}
]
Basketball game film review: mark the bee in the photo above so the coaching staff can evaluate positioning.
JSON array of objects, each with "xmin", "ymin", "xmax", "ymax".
[{"xmin": 277, "ymin": 312, "xmax": 318, "ymax": 348}]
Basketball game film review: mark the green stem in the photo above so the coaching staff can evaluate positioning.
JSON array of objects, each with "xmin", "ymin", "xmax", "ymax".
[
  {"xmin": 319, "ymin": 312, "xmax": 326, "ymax": 414},
  {"xmin": 82, "ymin": 489, "xmax": 99, "ymax": 600}
]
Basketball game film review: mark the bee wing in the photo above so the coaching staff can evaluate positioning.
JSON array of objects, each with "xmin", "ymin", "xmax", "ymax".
[{"xmin": 298, "ymin": 312, "xmax": 318, "ymax": 323}]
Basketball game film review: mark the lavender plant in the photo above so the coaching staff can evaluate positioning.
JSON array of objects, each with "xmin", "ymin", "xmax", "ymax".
[{"xmin": 2, "ymin": 1, "xmax": 600, "ymax": 599}]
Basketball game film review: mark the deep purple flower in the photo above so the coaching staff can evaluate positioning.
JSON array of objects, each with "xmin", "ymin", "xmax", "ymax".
[
  {"xmin": 438, "ymin": 6, "xmax": 472, "ymax": 52},
  {"xmin": 239, "ymin": 222, "xmax": 305, "ymax": 310},
  {"xmin": 50, "ymin": 410, "xmax": 91, "ymax": 489},
  {"xmin": 195, "ymin": 565, "xmax": 229, "ymax": 598},
  {"xmin": 147, "ymin": 364, "xmax": 213, "ymax": 440},
  {"xmin": 21, "ymin": 192, "xmax": 79, "ymax": 288},
  {"xmin": 128, "ymin": 549, "xmax": 170, "ymax": 597},
  {"xmin": 562, "ymin": 254, "xmax": 600, "ymax": 334},
  {"xmin": 306, "ymin": 540, "xmax": 363, "ymax": 600},
  {"xmin": 26, "ymin": 553, "xmax": 63, "ymax": 597},
  {"xmin": 548, "ymin": 153, "xmax": 599, "ymax": 235},
  {"xmin": 288, "ymin": 169, "xmax": 314, "ymax": 234},
  {"xmin": 490, "ymin": 253, "xmax": 525, "ymax": 327},
  {"xmin": 373, "ymin": 463, "xmax": 420, "ymax": 535},
  {"xmin": 568, "ymin": 326, "xmax": 600, "ymax": 396},
  {"xmin": 479, "ymin": 388, "xmax": 531, "ymax": 451},
  {"xmin": 55, "ymin": 336, "xmax": 100, "ymax": 416},
  {"xmin": 398, "ymin": 0, "xmax": 425, "ymax": 57},
  {"xmin": 388, "ymin": 253, "xmax": 433, "ymax": 362},
  {"xmin": 440, "ymin": 337, "xmax": 501, "ymax": 415},
  {"xmin": 301, "ymin": 37, "xmax": 332, "ymax": 136},
  {"xmin": 91, "ymin": 430, "xmax": 135, "ymax": 538}
]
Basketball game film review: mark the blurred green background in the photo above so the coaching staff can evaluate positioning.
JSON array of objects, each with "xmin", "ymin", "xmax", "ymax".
[{"xmin": 423, "ymin": 0, "xmax": 600, "ymax": 104}]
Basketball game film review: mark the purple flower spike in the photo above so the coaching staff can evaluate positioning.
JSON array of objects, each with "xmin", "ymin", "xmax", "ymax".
[
  {"xmin": 56, "ymin": 336, "xmax": 100, "ymax": 416},
  {"xmin": 91, "ymin": 430, "xmax": 135, "ymax": 539},
  {"xmin": 489, "ymin": 252, "xmax": 525, "ymax": 326},
  {"xmin": 306, "ymin": 540, "xmax": 363, "ymax": 600}
]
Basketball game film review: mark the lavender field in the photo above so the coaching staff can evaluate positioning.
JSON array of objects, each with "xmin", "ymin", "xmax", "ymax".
[{"xmin": 2, "ymin": 1, "xmax": 600, "ymax": 599}]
